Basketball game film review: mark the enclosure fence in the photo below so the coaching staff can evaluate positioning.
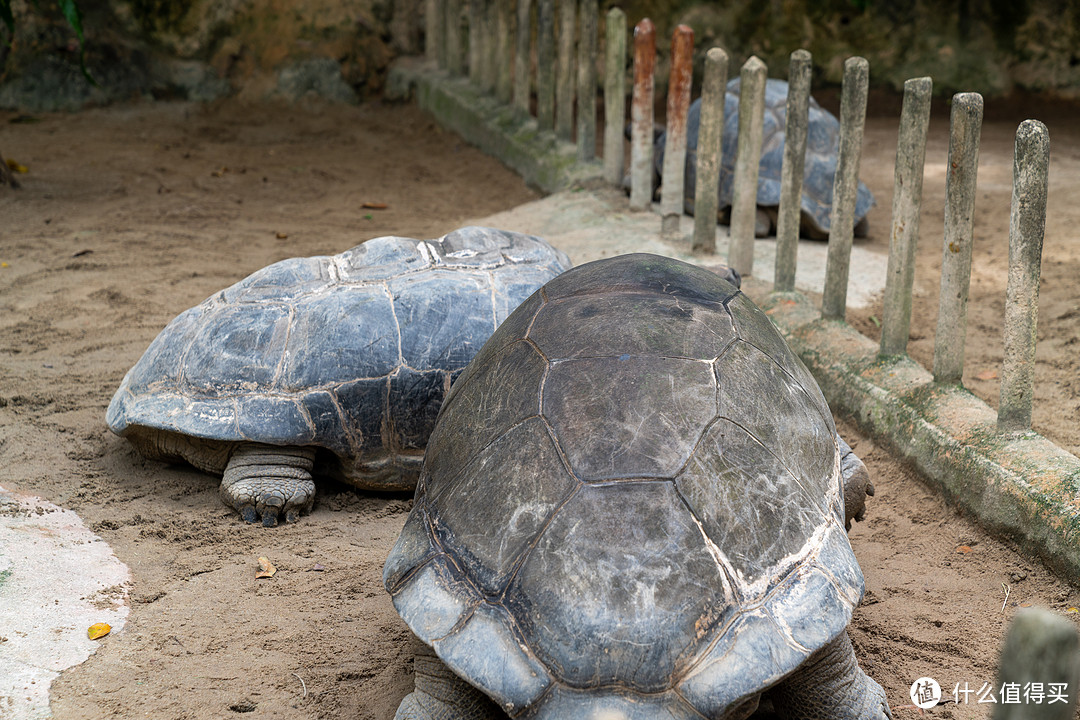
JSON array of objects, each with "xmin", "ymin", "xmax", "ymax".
[{"xmin": 420, "ymin": 0, "xmax": 1053, "ymax": 441}]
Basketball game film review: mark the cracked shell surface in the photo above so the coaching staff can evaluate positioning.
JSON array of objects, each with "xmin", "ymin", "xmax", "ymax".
[
  {"xmin": 654, "ymin": 78, "xmax": 875, "ymax": 235},
  {"xmin": 106, "ymin": 227, "xmax": 571, "ymax": 489},
  {"xmin": 385, "ymin": 253, "xmax": 865, "ymax": 716}
]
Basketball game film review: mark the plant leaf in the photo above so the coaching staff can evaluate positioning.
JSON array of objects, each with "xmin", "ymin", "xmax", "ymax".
[{"xmin": 88, "ymin": 622, "xmax": 111, "ymax": 639}]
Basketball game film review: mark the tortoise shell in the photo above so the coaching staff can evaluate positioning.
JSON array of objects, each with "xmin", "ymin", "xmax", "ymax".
[
  {"xmin": 384, "ymin": 253, "xmax": 864, "ymax": 717},
  {"xmin": 656, "ymin": 77, "xmax": 875, "ymax": 237},
  {"xmin": 106, "ymin": 226, "xmax": 571, "ymax": 490}
]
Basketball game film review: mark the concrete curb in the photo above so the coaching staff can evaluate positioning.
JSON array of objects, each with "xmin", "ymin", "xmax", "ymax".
[
  {"xmin": 395, "ymin": 58, "xmax": 1080, "ymax": 584},
  {"xmin": 756, "ymin": 292, "xmax": 1080, "ymax": 581},
  {"xmin": 388, "ymin": 57, "xmax": 602, "ymax": 194}
]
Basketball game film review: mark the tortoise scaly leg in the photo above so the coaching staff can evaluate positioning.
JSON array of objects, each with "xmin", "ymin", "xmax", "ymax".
[
  {"xmin": 395, "ymin": 642, "xmax": 505, "ymax": 720},
  {"xmin": 837, "ymin": 433, "xmax": 874, "ymax": 531},
  {"xmin": 220, "ymin": 443, "xmax": 316, "ymax": 527},
  {"xmin": 765, "ymin": 630, "xmax": 892, "ymax": 719}
]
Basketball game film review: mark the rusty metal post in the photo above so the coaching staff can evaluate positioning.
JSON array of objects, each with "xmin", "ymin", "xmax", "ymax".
[
  {"xmin": 602, "ymin": 7, "xmax": 627, "ymax": 184},
  {"xmin": 660, "ymin": 25, "xmax": 694, "ymax": 238},
  {"xmin": 727, "ymin": 55, "xmax": 767, "ymax": 277},
  {"xmin": 556, "ymin": 0, "xmax": 576, "ymax": 140},
  {"xmin": 932, "ymin": 92, "xmax": 983, "ymax": 385},
  {"xmin": 879, "ymin": 77, "xmax": 933, "ymax": 356},
  {"xmin": 691, "ymin": 47, "xmax": 728, "ymax": 255},
  {"xmin": 821, "ymin": 56, "xmax": 869, "ymax": 320},
  {"xmin": 998, "ymin": 120, "xmax": 1050, "ymax": 433},
  {"xmin": 629, "ymin": 18, "xmax": 655, "ymax": 211},
  {"xmin": 576, "ymin": 0, "xmax": 598, "ymax": 160},
  {"xmin": 513, "ymin": 0, "xmax": 532, "ymax": 113},
  {"xmin": 446, "ymin": 0, "xmax": 465, "ymax": 75},
  {"xmin": 536, "ymin": 0, "xmax": 556, "ymax": 130},
  {"xmin": 773, "ymin": 49, "xmax": 812, "ymax": 291}
]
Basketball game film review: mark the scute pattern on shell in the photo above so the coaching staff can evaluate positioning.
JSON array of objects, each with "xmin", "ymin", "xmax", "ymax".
[
  {"xmin": 384, "ymin": 254, "xmax": 865, "ymax": 718},
  {"xmin": 654, "ymin": 77, "xmax": 875, "ymax": 235},
  {"xmin": 106, "ymin": 227, "xmax": 570, "ymax": 489}
]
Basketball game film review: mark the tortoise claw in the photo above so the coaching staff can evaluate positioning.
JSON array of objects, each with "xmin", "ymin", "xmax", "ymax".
[{"xmin": 240, "ymin": 505, "xmax": 259, "ymax": 524}]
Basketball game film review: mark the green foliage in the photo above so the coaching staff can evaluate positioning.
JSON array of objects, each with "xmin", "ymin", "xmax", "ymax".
[{"xmin": 0, "ymin": 0, "xmax": 95, "ymax": 84}]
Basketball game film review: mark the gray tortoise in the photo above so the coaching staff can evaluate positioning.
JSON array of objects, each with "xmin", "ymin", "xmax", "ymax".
[
  {"xmin": 106, "ymin": 226, "xmax": 571, "ymax": 526},
  {"xmin": 384, "ymin": 253, "xmax": 888, "ymax": 719},
  {"xmin": 654, "ymin": 77, "xmax": 875, "ymax": 239}
]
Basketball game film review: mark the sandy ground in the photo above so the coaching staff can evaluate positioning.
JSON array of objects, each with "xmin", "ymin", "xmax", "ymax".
[{"xmin": 1, "ymin": 93, "xmax": 1079, "ymax": 720}]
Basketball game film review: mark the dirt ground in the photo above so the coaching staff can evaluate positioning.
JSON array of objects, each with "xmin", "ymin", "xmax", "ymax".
[{"xmin": 1, "ymin": 92, "xmax": 1079, "ymax": 720}]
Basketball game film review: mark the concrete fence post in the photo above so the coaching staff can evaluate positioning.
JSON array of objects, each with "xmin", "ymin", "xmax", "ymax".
[
  {"xmin": 468, "ymin": 0, "xmax": 484, "ymax": 83},
  {"xmin": 536, "ymin": 0, "xmax": 556, "ymax": 130},
  {"xmin": 879, "ymin": 77, "xmax": 933, "ymax": 356},
  {"xmin": 991, "ymin": 607, "xmax": 1080, "ymax": 720},
  {"xmin": 727, "ymin": 55, "xmax": 767, "ymax": 277},
  {"xmin": 629, "ymin": 18, "xmax": 655, "ymax": 211},
  {"xmin": 426, "ymin": 0, "xmax": 443, "ymax": 65},
  {"xmin": 773, "ymin": 49, "xmax": 812, "ymax": 292},
  {"xmin": 556, "ymin": 0, "xmax": 576, "ymax": 140},
  {"xmin": 821, "ymin": 56, "xmax": 869, "ymax": 320},
  {"xmin": 691, "ymin": 47, "xmax": 729, "ymax": 255},
  {"xmin": 602, "ymin": 8, "xmax": 627, "ymax": 184},
  {"xmin": 446, "ymin": 0, "xmax": 465, "ymax": 75},
  {"xmin": 496, "ymin": 0, "xmax": 513, "ymax": 102},
  {"xmin": 660, "ymin": 25, "xmax": 695, "ymax": 238},
  {"xmin": 576, "ymin": 0, "xmax": 598, "ymax": 160},
  {"xmin": 482, "ymin": 0, "xmax": 498, "ymax": 92},
  {"xmin": 998, "ymin": 120, "xmax": 1050, "ymax": 434},
  {"xmin": 513, "ymin": 0, "xmax": 532, "ymax": 113},
  {"xmin": 932, "ymin": 92, "xmax": 984, "ymax": 385}
]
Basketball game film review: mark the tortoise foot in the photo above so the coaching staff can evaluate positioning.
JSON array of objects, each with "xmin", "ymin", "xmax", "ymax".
[{"xmin": 221, "ymin": 444, "xmax": 317, "ymax": 526}]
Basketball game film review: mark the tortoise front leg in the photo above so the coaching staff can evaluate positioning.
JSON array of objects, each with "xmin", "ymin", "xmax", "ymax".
[
  {"xmin": 395, "ymin": 641, "xmax": 506, "ymax": 720},
  {"xmin": 765, "ymin": 630, "xmax": 891, "ymax": 720},
  {"xmin": 220, "ymin": 443, "xmax": 316, "ymax": 526},
  {"xmin": 837, "ymin": 434, "xmax": 874, "ymax": 530}
]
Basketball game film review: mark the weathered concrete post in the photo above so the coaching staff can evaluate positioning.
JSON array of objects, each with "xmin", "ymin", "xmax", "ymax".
[
  {"xmin": 468, "ymin": 0, "xmax": 484, "ymax": 83},
  {"xmin": 998, "ymin": 120, "xmax": 1050, "ymax": 433},
  {"xmin": 481, "ymin": 0, "xmax": 499, "ymax": 92},
  {"xmin": 932, "ymin": 92, "xmax": 983, "ymax": 385},
  {"xmin": 660, "ymin": 25, "xmax": 695, "ymax": 238},
  {"xmin": 727, "ymin": 55, "xmax": 767, "ymax": 277},
  {"xmin": 992, "ymin": 607, "xmax": 1080, "ymax": 720},
  {"xmin": 879, "ymin": 77, "xmax": 933, "ymax": 356},
  {"xmin": 820, "ymin": 56, "xmax": 869, "ymax": 320},
  {"xmin": 536, "ymin": 0, "xmax": 556, "ymax": 130},
  {"xmin": 426, "ymin": 0, "xmax": 443, "ymax": 65},
  {"xmin": 446, "ymin": 0, "xmax": 465, "ymax": 75},
  {"xmin": 602, "ymin": 8, "xmax": 627, "ymax": 184},
  {"xmin": 691, "ymin": 47, "xmax": 728, "ymax": 255},
  {"xmin": 556, "ymin": 0, "xmax": 576, "ymax": 140},
  {"xmin": 513, "ymin": 0, "xmax": 532, "ymax": 113},
  {"xmin": 576, "ymin": 0, "xmax": 598, "ymax": 161},
  {"xmin": 773, "ymin": 49, "xmax": 812, "ymax": 291},
  {"xmin": 495, "ymin": 0, "xmax": 513, "ymax": 102},
  {"xmin": 629, "ymin": 18, "xmax": 655, "ymax": 211}
]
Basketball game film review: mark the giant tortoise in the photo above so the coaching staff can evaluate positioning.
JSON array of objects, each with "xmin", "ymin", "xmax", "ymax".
[
  {"xmin": 384, "ymin": 253, "xmax": 887, "ymax": 719},
  {"xmin": 106, "ymin": 226, "xmax": 571, "ymax": 526},
  {"xmin": 653, "ymin": 77, "xmax": 876, "ymax": 239}
]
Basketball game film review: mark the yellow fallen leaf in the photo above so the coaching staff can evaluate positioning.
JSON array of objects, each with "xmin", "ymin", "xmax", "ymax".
[
  {"xmin": 5, "ymin": 158, "xmax": 28, "ymax": 173},
  {"xmin": 88, "ymin": 622, "xmax": 111, "ymax": 640},
  {"xmin": 255, "ymin": 556, "xmax": 276, "ymax": 579},
  {"xmin": 956, "ymin": 545, "xmax": 973, "ymax": 554},
  {"xmin": 275, "ymin": 232, "xmax": 288, "ymax": 239},
  {"xmin": 974, "ymin": 369, "xmax": 999, "ymax": 381},
  {"xmin": 1067, "ymin": 607, "xmax": 1079, "ymax": 614}
]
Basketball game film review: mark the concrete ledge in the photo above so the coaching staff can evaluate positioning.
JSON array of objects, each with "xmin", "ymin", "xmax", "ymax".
[
  {"xmin": 758, "ymin": 291, "xmax": 1080, "ymax": 580},
  {"xmin": 388, "ymin": 58, "xmax": 603, "ymax": 194}
]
